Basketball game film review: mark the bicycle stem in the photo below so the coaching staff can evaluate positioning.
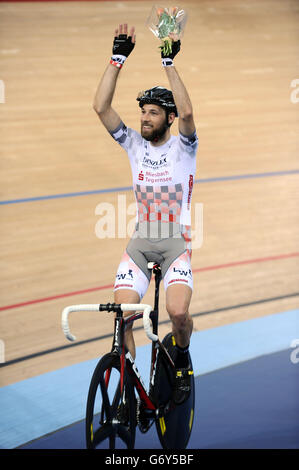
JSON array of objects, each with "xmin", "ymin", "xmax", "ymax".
[{"xmin": 111, "ymin": 308, "xmax": 125, "ymax": 356}]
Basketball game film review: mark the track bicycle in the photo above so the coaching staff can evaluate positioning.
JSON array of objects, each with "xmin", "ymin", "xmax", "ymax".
[{"xmin": 61, "ymin": 262, "xmax": 195, "ymax": 449}]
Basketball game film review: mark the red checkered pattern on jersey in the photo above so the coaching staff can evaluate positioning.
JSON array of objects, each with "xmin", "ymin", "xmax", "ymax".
[{"xmin": 134, "ymin": 183, "xmax": 183, "ymax": 224}]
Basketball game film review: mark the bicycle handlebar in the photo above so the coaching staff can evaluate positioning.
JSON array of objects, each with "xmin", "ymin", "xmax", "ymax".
[
  {"xmin": 61, "ymin": 303, "xmax": 158, "ymax": 343},
  {"xmin": 121, "ymin": 304, "xmax": 158, "ymax": 342}
]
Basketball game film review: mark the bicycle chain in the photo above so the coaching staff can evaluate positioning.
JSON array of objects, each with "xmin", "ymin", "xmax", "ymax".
[{"xmin": 136, "ymin": 397, "xmax": 141, "ymax": 424}]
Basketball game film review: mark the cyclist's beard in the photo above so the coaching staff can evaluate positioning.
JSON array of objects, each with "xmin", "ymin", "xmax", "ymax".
[{"xmin": 141, "ymin": 118, "xmax": 169, "ymax": 143}]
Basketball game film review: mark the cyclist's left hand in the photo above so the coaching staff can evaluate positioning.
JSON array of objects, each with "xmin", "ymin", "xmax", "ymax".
[{"xmin": 161, "ymin": 33, "xmax": 181, "ymax": 60}]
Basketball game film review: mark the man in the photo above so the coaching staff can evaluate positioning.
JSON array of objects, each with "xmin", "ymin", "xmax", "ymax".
[{"xmin": 93, "ymin": 24, "xmax": 198, "ymax": 404}]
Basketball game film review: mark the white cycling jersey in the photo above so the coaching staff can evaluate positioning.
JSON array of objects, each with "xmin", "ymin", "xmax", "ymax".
[{"xmin": 110, "ymin": 122, "xmax": 198, "ymax": 241}]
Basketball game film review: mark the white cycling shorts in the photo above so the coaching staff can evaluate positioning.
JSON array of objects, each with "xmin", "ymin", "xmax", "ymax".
[{"xmin": 114, "ymin": 250, "xmax": 193, "ymax": 300}]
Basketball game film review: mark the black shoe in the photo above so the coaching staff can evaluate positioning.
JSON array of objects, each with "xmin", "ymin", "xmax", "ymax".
[{"xmin": 173, "ymin": 366, "xmax": 193, "ymax": 405}]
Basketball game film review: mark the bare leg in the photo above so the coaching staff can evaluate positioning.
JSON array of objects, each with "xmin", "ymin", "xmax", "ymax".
[
  {"xmin": 166, "ymin": 284, "xmax": 193, "ymax": 404},
  {"xmin": 165, "ymin": 284, "xmax": 193, "ymax": 349},
  {"xmin": 114, "ymin": 288, "xmax": 140, "ymax": 359}
]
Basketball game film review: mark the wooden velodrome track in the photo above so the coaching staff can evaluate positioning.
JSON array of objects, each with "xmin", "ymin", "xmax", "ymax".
[{"xmin": 0, "ymin": 0, "xmax": 298, "ymax": 388}]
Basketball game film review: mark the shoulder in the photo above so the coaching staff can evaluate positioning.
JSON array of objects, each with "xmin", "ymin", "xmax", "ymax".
[
  {"xmin": 173, "ymin": 130, "xmax": 198, "ymax": 156},
  {"xmin": 110, "ymin": 121, "xmax": 143, "ymax": 149}
]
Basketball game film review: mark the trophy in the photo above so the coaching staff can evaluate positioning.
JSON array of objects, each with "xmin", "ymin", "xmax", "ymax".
[{"xmin": 147, "ymin": 5, "xmax": 188, "ymax": 55}]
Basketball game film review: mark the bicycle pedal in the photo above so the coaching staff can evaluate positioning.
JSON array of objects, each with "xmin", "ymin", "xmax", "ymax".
[
  {"xmin": 137, "ymin": 400, "xmax": 154, "ymax": 433},
  {"xmin": 138, "ymin": 419, "xmax": 151, "ymax": 433}
]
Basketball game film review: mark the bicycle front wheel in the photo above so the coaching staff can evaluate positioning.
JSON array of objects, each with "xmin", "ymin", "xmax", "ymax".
[{"xmin": 85, "ymin": 353, "xmax": 136, "ymax": 449}]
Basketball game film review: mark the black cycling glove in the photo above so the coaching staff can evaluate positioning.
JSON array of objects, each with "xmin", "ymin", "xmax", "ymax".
[
  {"xmin": 161, "ymin": 39, "xmax": 181, "ymax": 67},
  {"xmin": 111, "ymin": 33, "xmax": 135, "ymax": 68}
]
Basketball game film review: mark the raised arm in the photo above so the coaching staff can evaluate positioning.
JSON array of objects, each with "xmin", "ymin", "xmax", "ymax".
[
  {"xmin": 93, "ymin": 63, "xmax": 122, "ymax": 132},
  {"xmin": 93, "ymin": 24, "xmax": 136, "ymax": 132},
  {"xmin": 164, "ymin": 65, "xmax": 196, "ymax": 136},
  {"xmin": 161, "ymin": 35, "xmax": 196, "ymax": 136}
]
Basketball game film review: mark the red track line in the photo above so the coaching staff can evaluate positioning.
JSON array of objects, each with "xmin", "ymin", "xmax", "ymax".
[
  {"xmin": 0, "ymin": 284, "xmax": 114, "ymax": 312},
  {"xmin": 192, "ymin": 252, "xmax": 299, "ymax": 273},
  {"xmin": 1, "ymin": 252, "xmax": 298, "ymax": 312}
]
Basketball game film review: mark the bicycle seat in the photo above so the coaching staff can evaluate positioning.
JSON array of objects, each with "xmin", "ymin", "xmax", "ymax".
[{"xmin": 147, "ymin": 262, "xmax": 161, "ymax": 270}]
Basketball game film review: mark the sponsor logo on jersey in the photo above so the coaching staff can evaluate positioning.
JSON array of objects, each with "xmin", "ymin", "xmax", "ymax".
[
  {"xmin": 187, "ymin": 174, "xmax": 193, "ymax": 210},
  {"xmin": 142, "ymin": 156, "xmax": 168, "ymax": 167}
]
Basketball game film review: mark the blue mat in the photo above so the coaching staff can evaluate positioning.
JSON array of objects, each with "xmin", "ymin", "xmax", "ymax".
[{"xmin": 20, "ymin": 349, "xmax": 299, "ymax": 449}]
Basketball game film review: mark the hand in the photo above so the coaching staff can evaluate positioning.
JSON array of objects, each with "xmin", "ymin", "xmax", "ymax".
[
  {"xmin": 112, "ymin": 23, "xmax": 136, "ymax": 58},
  {"xmin": 161, "ymin": 32, "xmax": 181, "ymax": 60}
]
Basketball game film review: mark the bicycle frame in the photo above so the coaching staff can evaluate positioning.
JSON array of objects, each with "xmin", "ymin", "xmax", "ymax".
[
  {"xmin": 108, "ymin": 264, "xmax": 176, "ymax": 417},
  {"xmin": 62, "ymin": 262, "xmax": 195, "ymax": 449}
]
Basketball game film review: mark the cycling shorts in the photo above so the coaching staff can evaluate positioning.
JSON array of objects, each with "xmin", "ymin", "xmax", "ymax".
[{"xmin": 114, "ymin": 234, "xmax": 193, "ymax": 300}]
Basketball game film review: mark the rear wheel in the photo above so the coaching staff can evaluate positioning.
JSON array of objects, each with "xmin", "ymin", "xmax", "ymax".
[
  {"xmin": 85, "ymin": 353, "xmax": 136, "ymax": 449},
  {"xmin": 153, "ymin": 333, "xmax": 195, "ymax": 449}
]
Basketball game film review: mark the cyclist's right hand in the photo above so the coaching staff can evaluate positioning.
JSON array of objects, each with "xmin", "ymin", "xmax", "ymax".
[{"xmin": 111, "ymin": 24, "xmax": 136, "ymax": 66}]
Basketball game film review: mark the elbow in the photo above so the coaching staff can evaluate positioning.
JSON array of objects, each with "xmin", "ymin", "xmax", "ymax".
[
  {"xmin": 178, "ymin": 103, "xmax": 193, "ymax": 121},
  {"xmin": 93, "ymin": 102, "xmax": 103, "ymax": 115},
  {"xmin": 93, "ymin": 102, "xmax": 111, "ymax": 121},
  {"xmin": 93, "ymin": 95, "xmax": 107, "ymax": 115},
  {"xmin": 180, "ymin": 110, "xmax": 193, "ymax": 121}
]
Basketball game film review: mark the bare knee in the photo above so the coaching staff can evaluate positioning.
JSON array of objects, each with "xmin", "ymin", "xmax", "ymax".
[{"xmin": 167, "ymin": 300, "xmax": 190, "ymax": 328}]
